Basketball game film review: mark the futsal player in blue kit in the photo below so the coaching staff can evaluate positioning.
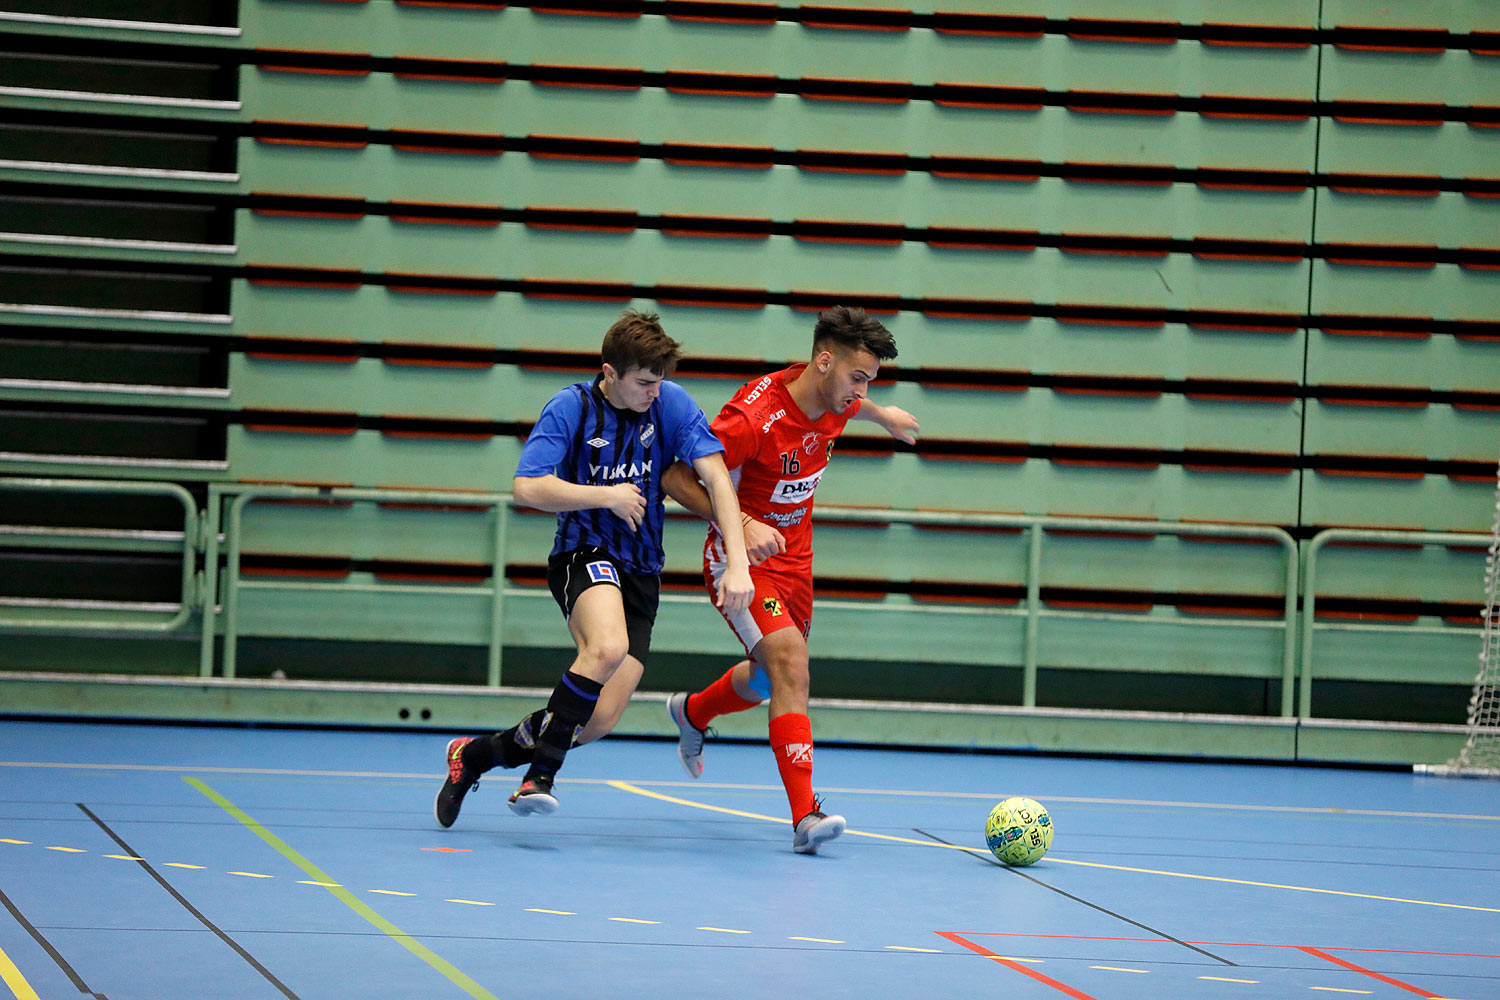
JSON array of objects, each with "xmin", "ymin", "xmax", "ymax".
[{"xmin": 435, "ymin": 309, "xmax": 753, "ymax": 825}]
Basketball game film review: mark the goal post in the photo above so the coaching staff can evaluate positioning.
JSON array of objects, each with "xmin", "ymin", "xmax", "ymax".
[{"xmin": 1417, "ymin": 442, "xmax": 1500, "ymax": 777}]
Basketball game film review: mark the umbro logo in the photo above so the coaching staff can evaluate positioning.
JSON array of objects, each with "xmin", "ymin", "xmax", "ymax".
[{"xmin": 586, "ymin": 437, "xmax": 610, "ymax": 449}]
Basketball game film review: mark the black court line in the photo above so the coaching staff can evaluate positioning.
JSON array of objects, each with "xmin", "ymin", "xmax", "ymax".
[
  {"xmin": 75, "ymin": 803, "xmax": 302, "ymax": 1000},
  {"xmin": 0, "ymin": 885, "xmax": 106, "ymax": 998},
  {"xmin": 913, "ymin": 828, "xmax": 1237, "ymax": 967}
]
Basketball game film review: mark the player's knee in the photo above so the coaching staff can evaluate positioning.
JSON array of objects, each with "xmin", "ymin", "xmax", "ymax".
[
  {"xmin": 765, "ymin": 648, "xmax": 810, "ymax": 690},
  {"xmin": 576, "ymin": 637, "xmax": 630, "ymax": 677}
]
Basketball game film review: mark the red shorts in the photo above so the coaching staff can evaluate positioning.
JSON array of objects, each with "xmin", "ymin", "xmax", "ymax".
[{"xmin": 703, "ymin": 558, "xmax": 812, "ymax": 657}]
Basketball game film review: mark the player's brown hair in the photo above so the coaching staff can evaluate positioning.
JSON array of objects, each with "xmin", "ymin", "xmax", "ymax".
[
  {"xmin": 602, "ymin": 309, "xmax": 682, "ymax": 377},
  {"xmin": 812, "ymin": 305, "xmax": 898, "ymax": 361}
]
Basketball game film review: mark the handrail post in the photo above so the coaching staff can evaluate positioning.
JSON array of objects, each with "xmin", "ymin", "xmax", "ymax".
[
  {"xmin": 222, "ymin": 491, "xmax": 255, "ymax": 680},
  {"xmin": 1279, "ymin": 533, "xmax": 1299, "ymax": 718},
  {"xmin": 1299, "ymin": 534, "xmax": 1322, "ymax": 720},
  {"xmin": 1023, "ymin": 522, "xmax": 1043, "ymax": 708},
  {"xmin": 198, "ymin": 484, "xmax": 222, "ymax": 678},
  {"xmin": 487, "ymin": 502, "xmax": 508, "ymax": 687}
]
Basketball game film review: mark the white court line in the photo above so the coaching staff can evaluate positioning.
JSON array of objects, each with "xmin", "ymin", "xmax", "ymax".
[{"xmin": 2, "ymin": 760, "xmax": 1495, "ymax": 823}]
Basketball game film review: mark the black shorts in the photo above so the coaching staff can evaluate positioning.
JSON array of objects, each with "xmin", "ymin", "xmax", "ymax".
[{"xmin": 546, "ymin": 546, "xmax": 660, "ymax": 663}]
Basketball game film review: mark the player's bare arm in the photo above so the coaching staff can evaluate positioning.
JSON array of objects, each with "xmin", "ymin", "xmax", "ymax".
[
  {"xmin": 662, "ymin": 462, "xmax": 787, "ymax": 565},
  {"xmin": 851, "ymin": 400, "xmax": 920, "ymax": 445},
  {"xmin": 660, "ymin": 460, "xmax": 711, "ymax": 519},
  {"xmin": 690, "ymin": 453, "xmax": 755, "ymax": 614},
  {"xmin": 512, "ymin": 474, "xmax": 646, "ymax": 532}
]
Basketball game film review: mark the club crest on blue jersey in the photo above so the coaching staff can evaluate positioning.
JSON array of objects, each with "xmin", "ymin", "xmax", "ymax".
[
  {"xmin": 639, "ymin": 423, "xmax": 655, "ymax": 445},
  {"xmin": 586, "ymin": 561, "xmax": 620, "ymax": 585}
]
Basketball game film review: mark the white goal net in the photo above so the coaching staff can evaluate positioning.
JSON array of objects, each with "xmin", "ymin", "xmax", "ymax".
[{"xmin": 1420, "ymin": 442, "xmax": 1500, "ymax": 777}]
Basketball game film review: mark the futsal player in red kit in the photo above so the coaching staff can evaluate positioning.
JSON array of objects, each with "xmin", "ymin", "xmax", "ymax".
[{"xmin": 661, "ymin": 306, "xmax": 919, "ymax": 854}]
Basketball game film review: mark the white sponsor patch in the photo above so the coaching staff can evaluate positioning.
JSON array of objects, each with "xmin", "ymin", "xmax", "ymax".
[
  {"xmin": 780, "ymin": 742, "xmax": 814, "ymax": 766},
  {"xmin": 769, "ymin": 469, "xmax": 822, "ymax": 504},
  {"xmin": 586, "ymin": 561, "xmax": 620, "ymax": 585}
]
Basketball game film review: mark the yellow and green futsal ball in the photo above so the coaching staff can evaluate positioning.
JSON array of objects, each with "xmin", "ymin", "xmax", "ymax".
[{"xmin": 984, "ymin": 796, "xmax": 1053, "ymax": 866}]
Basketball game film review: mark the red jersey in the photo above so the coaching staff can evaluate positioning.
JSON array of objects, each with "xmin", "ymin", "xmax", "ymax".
[{"xmin": 705, "ymin": 364, "xmax": 859, "ymax": 577}]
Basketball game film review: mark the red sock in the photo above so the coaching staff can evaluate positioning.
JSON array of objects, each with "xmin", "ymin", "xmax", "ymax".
[
  {"xmin": 768, "ymin": 712, "xmax": 816, "ymax": 824},
  {"xmin": 685, "ymin": 666, "xmax": 761, "ymax": 729}
]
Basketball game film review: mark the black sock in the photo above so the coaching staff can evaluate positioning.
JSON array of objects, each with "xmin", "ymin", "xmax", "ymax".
[
  {"xmin": 489, "ymin": 709, "xmax": 547, "ymax": 769},
  {"xmin": 523, "ymin": 670, "xmax": 602, "ymax": 783}
]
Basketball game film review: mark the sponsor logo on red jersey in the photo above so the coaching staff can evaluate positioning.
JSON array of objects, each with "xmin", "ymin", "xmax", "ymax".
[{"xmin": 770, "ymin": 469, "xmax": 823, "ymax": 504}]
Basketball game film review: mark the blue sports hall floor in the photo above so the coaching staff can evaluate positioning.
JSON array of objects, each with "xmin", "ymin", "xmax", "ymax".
[{"xmin": 1, "ymin": 719, "xmax": 1497, "ymax": 1000}]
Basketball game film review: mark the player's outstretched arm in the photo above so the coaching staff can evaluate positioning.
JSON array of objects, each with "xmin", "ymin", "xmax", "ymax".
[
  {"xmin": 691, "ymin": 453, "xmax": 754, "ymax": 614},
  {"xmin": 851, "ymin": 400, "xmax": 920, "ymax": 445},
  {"xmin": 512, "ymin": 474, "xmax": 646, "ymax": 532}
]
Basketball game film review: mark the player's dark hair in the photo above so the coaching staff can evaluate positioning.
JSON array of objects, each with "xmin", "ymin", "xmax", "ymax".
[
  {"xmin": 812, "ymin": 305, "xmax": 898, "ymax": 361},
  {"xmin": 602, "ymin": 309, "xmax": 681, "ymax": 377}
]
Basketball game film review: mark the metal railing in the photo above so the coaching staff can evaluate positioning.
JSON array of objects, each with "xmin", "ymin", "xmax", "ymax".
[
  {"xmin": 0, "ymin": 476, "xmax": 199, "ymax": 632},
  {"xmin": 18, "ymin": 477, "xmax": 1493, "ymax": 723},
  {"xmin": 195, "ymin": 486, "xmax": 1300, "ymax": 712},
  {"xmin": 814, "ymin": 506, "xmax": 1300, "ymax": 713},
  {"xmin": 200, "ymin": 483, "xmax": 511, "ymax": 683},
  {"xmin": 1299, "ymin": 527, "xmax": 1491, "ymax": 719}
]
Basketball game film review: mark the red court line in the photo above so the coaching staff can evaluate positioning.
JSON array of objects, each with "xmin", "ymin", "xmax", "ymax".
[
  {"xmin": 966, "ymin": 933, "xmax": 1500, "ymax": 959},
  {"xmin": 937, "ymin": 932, "xmax": 1100, "ymax": 1000},
  {"xmin": 952, "ymin": 932, "xmax": 1494, "ymax": 994},
  {"xmin": 1299, "ymin": 947, "xmax": 1443, "ymax": 997},
  {"xmin": 1305, "ymin": 947, "xmax": 1500, "ymax": 958},
  {"xmin": 963, "ymin": 932, "xmax": 1163, "ymax": 943}
]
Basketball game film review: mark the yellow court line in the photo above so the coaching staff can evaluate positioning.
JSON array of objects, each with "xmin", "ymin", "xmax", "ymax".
[
  {"xmin": 605, "ymin": 781, "xmax": 991, "ymax": 852},
  {"xmin": 605, "ymin": 780, "xmax": 1500, "ymax": 914},
  {"xmin": 184, "ymin": 777, "xmax": 499, "ymax": 1000},
  {"xmin": 1200, "ymin": 976, "xmax": 1260, "ymax": 984},
  {"xmin": 0, "ymin": 942, "xmax": 40, "ymax": 1000},
  {"xmin": 607, "ymin": 781, "xmax": 793, "ymax": 825},
  {"xmin": 1045, "ymin": 857, "xmax": 1500, "ymax": 913},
  {"xmin": 797, "ymin": 788, "xmax": 1500, "ymax": 824}
]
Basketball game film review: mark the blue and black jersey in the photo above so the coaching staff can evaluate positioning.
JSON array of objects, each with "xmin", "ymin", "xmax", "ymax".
[{"xmin": 515, "ymin": 375, "xmax": 723, "ymax": 575}]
